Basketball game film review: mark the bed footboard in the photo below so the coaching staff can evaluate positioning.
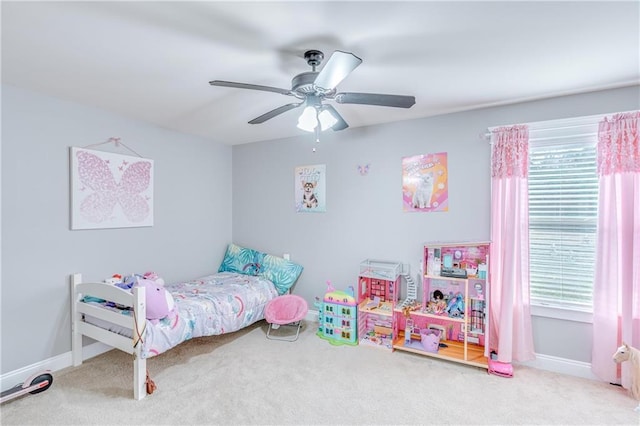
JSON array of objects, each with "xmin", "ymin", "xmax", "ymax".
[{"xmin": 70, "ymin": 273, "xmax": 147, "ymax": 400}]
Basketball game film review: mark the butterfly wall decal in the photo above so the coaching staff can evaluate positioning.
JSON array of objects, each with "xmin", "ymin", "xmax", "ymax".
[
  {"xmin": 357, "ymin": 164, "xmax": 370, "ymax": 176},
  {"xmin": 72, "ymin": 148, "xmax": 153, "ymax": 228}
]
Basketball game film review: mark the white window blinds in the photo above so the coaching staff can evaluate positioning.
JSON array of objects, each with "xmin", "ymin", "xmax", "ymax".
[{"xmin": 528, "ymin": 135, "xmax": 598, "ymax": 309}]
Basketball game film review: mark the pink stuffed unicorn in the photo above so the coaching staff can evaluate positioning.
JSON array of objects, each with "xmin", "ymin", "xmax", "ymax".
[{"xmin": 135, "ymin": 276, "xmax": 176, "ymax": 324}]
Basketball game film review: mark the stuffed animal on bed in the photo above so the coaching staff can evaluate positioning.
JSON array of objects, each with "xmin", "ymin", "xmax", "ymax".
[
  {"xmin": 143, "ymin": 271, "xmax": 165, "ymax": 286},
  {"xmin": 135, "ymin": 277, "xmax": 176, "ymax": 324}
]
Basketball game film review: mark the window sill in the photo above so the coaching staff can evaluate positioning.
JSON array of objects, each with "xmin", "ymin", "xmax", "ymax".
[{"xmin": 530, "ymin": 303, "xmax": 593, "ymax": 324}]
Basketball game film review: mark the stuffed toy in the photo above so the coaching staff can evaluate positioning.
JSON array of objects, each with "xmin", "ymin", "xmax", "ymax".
[
  {"xmin": 612, "ymin": 342, "xmax": 640, "ymax": 412},
  {"xmin": 446, "ymin": 292, "xmax": 465, "ymax": 318},
  {"xmin": 135, "ymin": 276, "xmax": 176, "ymax": 324},
  {"xmin": 113, "ymin": 274, "xmax": 138, "ymax": 290},
  {"xmin": 143, "ymin": 271, "xmax": 165, "ymax": 286},
  {"xmin": 104, "ymin": 274, "xmax": 123, "ymax": 285}
]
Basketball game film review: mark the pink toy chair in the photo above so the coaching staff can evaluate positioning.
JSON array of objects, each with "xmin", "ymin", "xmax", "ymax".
[{"xmin": 265, "ymin": 294, "xmax": 308, "ymax": 342}]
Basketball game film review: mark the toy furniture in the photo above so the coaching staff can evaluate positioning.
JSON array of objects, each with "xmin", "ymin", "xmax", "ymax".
[
  {"xmin": 265, "ymin": 294, "xmax": 309, "ymax": 342},
  {"xmin": 420, "ymin": 328, "xmax": 441, "ymax": 353},
  {"xmin": 357, "ymin": 259, "xmax": 402, "ymax": 350},
  {"xmin": 317, "ymin": 283, "xmax": 358, "ymax": 346},
  {"xmin": 392, "ymin": 241, "xmax": 491, "ymax": 369}
]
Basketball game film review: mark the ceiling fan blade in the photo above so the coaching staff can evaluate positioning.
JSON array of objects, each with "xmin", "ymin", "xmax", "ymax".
[
  {"xmin": 313, "ymin": 50, "xmax": 362, "ymax": 91},
  {"xmin": 209, "ymin": 80, "xmax": 293, "ymax": 96},
  {"xmin": 334, "ymin": 92, "xmax": 416, "ymax": 108},
  {"xmin": 248, "ymin": 102, "xmax": 303, "ymax": 124},
  {"xmin": 322, "ymin": 104, "xmax": 349, "ymax": 131}
]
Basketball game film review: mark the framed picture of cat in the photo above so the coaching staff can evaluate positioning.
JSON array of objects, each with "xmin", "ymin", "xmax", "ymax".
[
  {"xmin": 401, "ymin": 152, "xmax": 448, "ymax": 212},
  {"xmin": 295, "ymin": 164, "xmax": 326, "ymax": 213}
]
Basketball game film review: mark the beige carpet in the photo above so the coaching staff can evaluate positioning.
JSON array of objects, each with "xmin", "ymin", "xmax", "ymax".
[{"xmin": 1, "ymin": 320, "xmax": 639, "ymax": 425}]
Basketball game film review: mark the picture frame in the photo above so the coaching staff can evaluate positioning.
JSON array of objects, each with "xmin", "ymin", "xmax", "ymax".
[
  {"xmin": 70, "ymin": 147, "xmax": 154, "ymax": 229},
  {"xmin": 402, "ymin": 152, "xmax": 449, "ymax": 212},
  {"xmin": 295, "ymin": 164, "xmax": 326, "ymax": 213}
]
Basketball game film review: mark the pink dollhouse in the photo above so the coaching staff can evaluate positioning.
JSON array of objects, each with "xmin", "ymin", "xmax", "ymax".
[{"xmin": 357, "ymin": 259, "xmax": 401, "ymax": 350}]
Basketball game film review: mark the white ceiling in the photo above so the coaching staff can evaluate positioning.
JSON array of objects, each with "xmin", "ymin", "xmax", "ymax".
[{"xmin": 2, "ymin": 1, "xmax": 639, "ymax": 145}]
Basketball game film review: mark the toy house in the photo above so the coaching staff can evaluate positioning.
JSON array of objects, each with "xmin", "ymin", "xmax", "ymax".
[
  {"xmin": 316, "ymin": 285, "xmax": 358, "ymax": 346},
  {"xmin": 357, "ymin": 259, "xmax": 401, "ymax": 350},
  {"xmin": 392, "ymin": 242, "xmax": 491, "ymax": 368}
]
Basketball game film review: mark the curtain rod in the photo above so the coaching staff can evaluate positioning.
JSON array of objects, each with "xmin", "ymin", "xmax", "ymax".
[{"xmin": 480, "ymin": 109, "xmax": 638, "ymax": 142}]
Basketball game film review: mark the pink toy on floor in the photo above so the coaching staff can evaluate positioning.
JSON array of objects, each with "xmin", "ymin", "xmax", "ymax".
[
  {"xmin": 488, "ymin": 359, "xmax": 514, "ymax": 378},
  {"xmin": 488, "ymin": 351, "xmax": 514, "ymax": 378}
]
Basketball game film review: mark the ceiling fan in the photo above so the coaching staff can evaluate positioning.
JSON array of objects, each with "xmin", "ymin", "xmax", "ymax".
[{"xmin": 209, "ymin": 49, "xmax": 416, "ymax": 133}]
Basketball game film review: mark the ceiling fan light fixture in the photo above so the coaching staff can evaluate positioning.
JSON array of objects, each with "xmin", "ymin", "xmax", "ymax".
[
  {"xmin": 297, "ymin": 106, "xmax": 318, "ymax": 132},
  {"xmin": 318, "ymin": 108, "xmax": 338, "ymax": 131},
  {"xmin": 209, "ymin": 49, "xmax": 414, "ymax": 134}
]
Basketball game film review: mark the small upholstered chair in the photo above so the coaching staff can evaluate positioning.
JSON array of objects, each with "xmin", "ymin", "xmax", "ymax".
[{"xmin": 264, "ymin": 294, "xmax": 308, "ymax": 342}]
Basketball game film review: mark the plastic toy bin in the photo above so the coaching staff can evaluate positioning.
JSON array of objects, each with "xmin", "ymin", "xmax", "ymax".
[{"xmin": 420, "ymin": 329, "xmax": 441, "ymax": 353}]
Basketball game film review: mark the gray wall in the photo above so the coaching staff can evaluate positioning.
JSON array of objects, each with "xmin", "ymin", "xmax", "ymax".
[
  {"xmin": 1, "ymin": 85, "xmax": 233, "ymax": 374},
  {"xmin": 1, "ymin": 84, "xmax": 638, "ymax": 376},
  {"xmin": 232, "ymin": 85, "xmax": 640, "ymax": 363}
]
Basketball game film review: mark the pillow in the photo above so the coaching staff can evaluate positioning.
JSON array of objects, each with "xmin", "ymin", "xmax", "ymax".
[
  {"xmin": 218, "ymin": 243, "xmax": 303, "ymax": 295},
  {"xmin": 260, "ymin": 253, "xmax": 304, "ymax": 295},
  {"xmin": 218, "ymin": 243, "xmax": 266, "ymax": 275}
]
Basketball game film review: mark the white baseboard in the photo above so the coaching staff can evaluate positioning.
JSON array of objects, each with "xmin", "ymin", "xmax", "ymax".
[
  {"xmin": 305, "ymin": 308, "xmax": 319, "ymax": 323},
  {"xmin": 1, "ymin": 318, "xmax": 597, "ymax": 392},
  {"xmin": 0, "ymin": 342, "xmax": 112, "ymax": 392},
  {"xmin": 516, "ymin": 353, "xmax": 599, "ymax": 380}
]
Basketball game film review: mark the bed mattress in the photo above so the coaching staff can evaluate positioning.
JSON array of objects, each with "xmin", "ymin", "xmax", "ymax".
[{"xmin": 83, "ymin": 272, "xmax": 279, "ymax": 358}]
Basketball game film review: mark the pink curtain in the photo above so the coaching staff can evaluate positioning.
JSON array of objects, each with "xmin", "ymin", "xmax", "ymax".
[
  {"xmin": 489, "ymin": 125, "xmax": 536, "ymax": 362},
  {"xmin": 592, "ymin": 112, "xmax": 640, "ymax": 390}
]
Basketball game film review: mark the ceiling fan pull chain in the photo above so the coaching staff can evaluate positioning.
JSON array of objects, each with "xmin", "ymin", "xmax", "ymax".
[{"xmin": 314, "ymin": 126, "xmax": 321, "ymax": 151}]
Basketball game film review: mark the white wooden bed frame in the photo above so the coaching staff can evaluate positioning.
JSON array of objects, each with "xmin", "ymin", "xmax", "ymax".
[{"xmin": 70, "ymin": 273, "xmax": 148, "ymax": 400}]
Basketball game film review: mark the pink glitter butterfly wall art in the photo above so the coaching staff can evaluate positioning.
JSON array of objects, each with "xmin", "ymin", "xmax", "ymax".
[{"xmin": 70, "ymin": 147, "xmax": 154, "ymax": 229}]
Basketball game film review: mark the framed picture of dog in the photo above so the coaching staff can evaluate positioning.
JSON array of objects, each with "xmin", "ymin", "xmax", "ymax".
[{"xmin": 295, "ymin": 164, "xmax": 326, "ymax": 213}]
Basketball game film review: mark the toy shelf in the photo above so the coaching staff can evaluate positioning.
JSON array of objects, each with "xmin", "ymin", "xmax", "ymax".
[
  {"xmin": 394, "ymin": 307, "xmax": 466, "ymax": 323},
  {"xmin": 392, "ymin": 333, "xmax": 488, "ymax": 368},
  {"xmin": 424, "ymin": 274, "xmax": 468, "ymax": 282},
  {"xmin": 359, "ymin": 300, "xmax": 394, "ymax": 315}
]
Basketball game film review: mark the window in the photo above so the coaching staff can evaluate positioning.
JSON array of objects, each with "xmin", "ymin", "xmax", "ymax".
[{"xmin": 527, "ymin": 120, "xmax": 599, "ymax": 310}]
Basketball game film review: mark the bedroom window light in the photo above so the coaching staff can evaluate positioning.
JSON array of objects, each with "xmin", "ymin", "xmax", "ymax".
[{"xmin": 527, "ymin": 117, "xmax": 599, "ymax": 312}]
